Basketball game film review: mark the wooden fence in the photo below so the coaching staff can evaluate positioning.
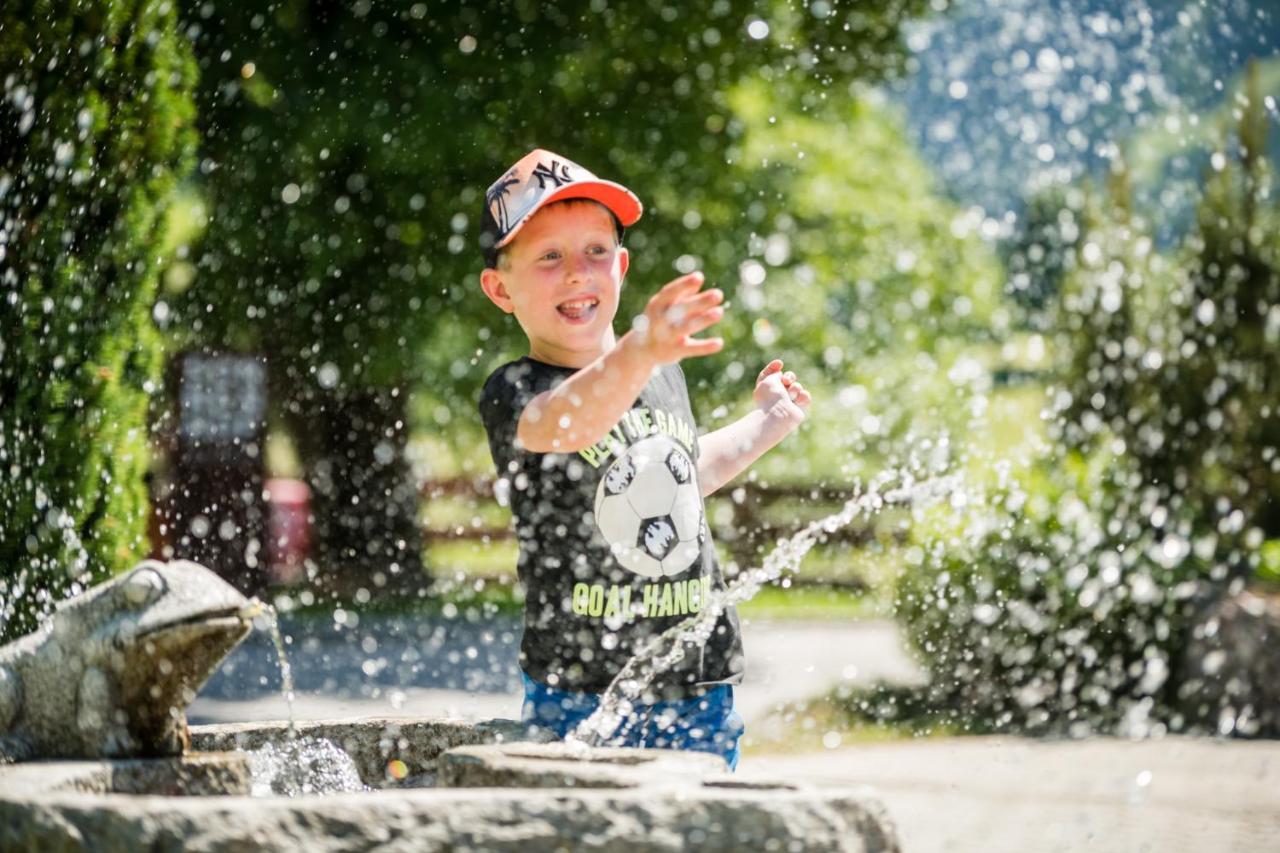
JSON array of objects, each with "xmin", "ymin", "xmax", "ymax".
[{"xmin": 419, "ymin": 477, "xmax": 906, "ymax": 591}]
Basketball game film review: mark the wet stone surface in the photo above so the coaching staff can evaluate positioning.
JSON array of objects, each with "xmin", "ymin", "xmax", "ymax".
[
  {"xmin": 189, "ymin": 716, "xmax": 547, "ymax": 787},
  {"xmin": 245, "ymin": 736, "xmax": 369, "ymax": 796}
]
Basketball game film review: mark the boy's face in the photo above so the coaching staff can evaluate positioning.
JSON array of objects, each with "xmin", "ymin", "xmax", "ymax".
[{"xmin": 479, "ymin": 201, "xmax": 630, "ymax": 368}]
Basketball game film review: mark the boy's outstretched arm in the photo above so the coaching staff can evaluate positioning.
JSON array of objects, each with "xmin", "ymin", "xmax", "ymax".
[
  {"xmin": 696, "ymin": 359, "xmax": 812, "ymax": 498},
  {"xmin": 517, "ymin": 272, "xmax": 724, "ymax": 454}
]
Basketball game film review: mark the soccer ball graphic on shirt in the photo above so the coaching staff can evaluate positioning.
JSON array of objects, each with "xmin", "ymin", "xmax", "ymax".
[{"xmin": 593, "ymin": 435, "xmax": 705, "ymax": 579}]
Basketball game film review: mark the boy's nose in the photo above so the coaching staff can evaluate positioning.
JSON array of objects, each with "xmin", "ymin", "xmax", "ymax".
[{"xmin": 564, "ymin": 253, "xmax": 591, "ymax": 282}]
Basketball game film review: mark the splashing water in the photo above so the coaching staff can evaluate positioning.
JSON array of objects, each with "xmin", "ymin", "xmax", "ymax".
[
  {"xmin": 246, "ymin": 736, "xmax": 369, "ymax": 797},
  {"xmin": 242, "ymin": 605, "xmax": 369, "ymax": 797},
  {"xmin": 569, "ymin": 471, "xmax": 963, "ymax": 747}
]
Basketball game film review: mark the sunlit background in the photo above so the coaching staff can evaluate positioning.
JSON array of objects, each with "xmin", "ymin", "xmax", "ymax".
[{"xmin": 3, "ymin": 0, "xmax": 1278, "ymax": 845}]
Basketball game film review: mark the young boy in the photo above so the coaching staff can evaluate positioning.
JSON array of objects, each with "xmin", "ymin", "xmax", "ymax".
[{"xmin": 476, "ymin": 149, "xmax": 812, "ymax": 770}]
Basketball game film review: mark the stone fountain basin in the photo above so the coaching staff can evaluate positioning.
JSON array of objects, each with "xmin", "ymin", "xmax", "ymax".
[
  {"xmin": 0, "ymin": 716, "xmax": 900, "ymax": 852},
  {"xmin": 190, "ymin": 716, "xmax": 547, "ymax": 789}
]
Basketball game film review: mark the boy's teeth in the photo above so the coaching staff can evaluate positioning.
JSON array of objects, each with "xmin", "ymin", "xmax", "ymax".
[{"xmin": 558, "ymin": 298, "xmax": 598, "ymax": 317}]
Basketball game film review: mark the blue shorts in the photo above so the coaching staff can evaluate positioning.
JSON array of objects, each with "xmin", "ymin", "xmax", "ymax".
[{"xmin": 520, "ymin": 671, "xmax": 745, "ymax": 770}]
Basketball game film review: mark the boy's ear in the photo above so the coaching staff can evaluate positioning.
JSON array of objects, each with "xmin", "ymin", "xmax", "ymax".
[
  {"xmin": 479, "ymin": 268, "xmax": 515, "ymax": 314},
  {"xmin": 618, "ymin": 246, "xmax": 630, "ymax": 283}
]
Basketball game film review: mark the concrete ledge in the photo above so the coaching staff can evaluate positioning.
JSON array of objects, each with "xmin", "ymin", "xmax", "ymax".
[
  {"xmin": 0, "ymin": 786, "xmax": 899, "ymax": 852},
  {"xmin": 2, "ymin": 716, "xmax": 900, "ymax": 852},
  {"xmin": 0, "ymin": 752, "xmax": 250, "ymax": 796},
  {"xmin": 439, "ymin": 742, "xmax": 729, "ymax": 789}
]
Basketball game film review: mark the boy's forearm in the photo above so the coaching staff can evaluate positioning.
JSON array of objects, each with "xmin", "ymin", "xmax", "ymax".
[
  {"xmin": 696, "ymin": 404, "xmax": 802, "ymax": 497},
  {"xmin": 516, "ymin": 331, "xmax": 658, "ymax": 453}
]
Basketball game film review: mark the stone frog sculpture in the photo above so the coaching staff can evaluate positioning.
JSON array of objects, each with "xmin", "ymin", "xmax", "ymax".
[{"xmin": 0, "ymin": 560, "xmax": 258, "ymax": 762}]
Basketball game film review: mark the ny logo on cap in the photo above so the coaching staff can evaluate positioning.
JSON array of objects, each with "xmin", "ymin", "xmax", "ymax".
[{"xmin": 532, "ymin": 159, "xmax": 574, "ymax": 189}]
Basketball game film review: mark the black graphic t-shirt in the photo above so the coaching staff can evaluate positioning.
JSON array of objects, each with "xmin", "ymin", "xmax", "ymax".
[{"xmin": 479, "ymin": 356, "xmax": 745, "ymax": 697}]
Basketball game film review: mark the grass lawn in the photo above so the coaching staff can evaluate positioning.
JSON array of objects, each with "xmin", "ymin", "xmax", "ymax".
[
  {"xmin": 743, "ymin": 682, "xmax": 966, "ymax": 755},
  {"xmin": 420, "ymin": 537, "xmax": 890, "ymax": 621},
  {"xmin": 737, "ymin": 585, "xmax": 886, "ymax": 621},
  {"xmin": 742, "ymin": 704, "xmax": 951, "ymax": 755}
]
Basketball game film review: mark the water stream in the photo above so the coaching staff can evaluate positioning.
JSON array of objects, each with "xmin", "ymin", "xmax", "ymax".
[
  {"xmin": 570, "ymin": 471, "xmax": 962, "ymax": 747},
  {"xmin": 260, "ymin": 605, "xmax": 298, "ymax": 738}
]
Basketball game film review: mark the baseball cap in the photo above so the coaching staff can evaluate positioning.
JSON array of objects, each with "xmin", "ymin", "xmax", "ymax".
[{"xmin": 479, "ymin": 149, "xmax": 643, "ymax": 268}]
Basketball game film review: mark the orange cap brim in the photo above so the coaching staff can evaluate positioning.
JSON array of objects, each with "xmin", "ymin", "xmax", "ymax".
[{"xmin": 493, "ymin": 179, "xmax": 643, "ymax": 251}]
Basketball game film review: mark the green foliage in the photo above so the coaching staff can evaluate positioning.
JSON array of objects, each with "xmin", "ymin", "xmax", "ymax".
[
  {"xmin": 895, "ymin": 63, "xmax": 1278, "ymax": 733},
  {"xmin": 166, "ymin": 0, "xmax": 963, "ymax": 574},
  {"xmin": 1260, "ymin": 541, "xmax": 1280, "ymax": 586},
  {"xmin": 1056, "ymin": 62, "xmax": 1280, "ymax": 553},
  {"xmin": 0, "ymin": 1, "xmax": 197, "ymax": 641},
  {"xmin": 1003, "ymin": 185, "xmax": 1083, "ymax": 324},
  {"xmin": 174, "ymin": 0, "xmax": 937, "ymax": 399},
  {"xmin": 726, "ymin": 81, "xmax": 1002, "ymax": 357},
  {"xmin": 897, "ymin": 457, "xmax": 1208, "ymax": 735},
  {"xmin": 716, "ymin": 80, "xmax": 1003, "ymax": 483}
]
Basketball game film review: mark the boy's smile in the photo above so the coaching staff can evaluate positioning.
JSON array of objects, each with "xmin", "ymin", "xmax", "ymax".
[{"xmin": 480, "ymin": 201, "xmax": 630, "ymax": 369}]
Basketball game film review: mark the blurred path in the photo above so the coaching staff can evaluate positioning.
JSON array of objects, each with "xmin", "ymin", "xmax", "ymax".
[
  {"xmin": 748, "ymin": 736, "xmax": 1280, "ymax": 853},
  {"xmin": 737, "ymin": 617, "xmax": 923, "ymax": 724},
  {"xmin": 190, "ymin": 618, "xmax": 916, "ymax": 726}
]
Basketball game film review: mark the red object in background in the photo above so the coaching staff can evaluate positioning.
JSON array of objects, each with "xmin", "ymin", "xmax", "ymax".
[{"xmin": 265, "ymin": 477, "xmax": 311, "ymax": 586}]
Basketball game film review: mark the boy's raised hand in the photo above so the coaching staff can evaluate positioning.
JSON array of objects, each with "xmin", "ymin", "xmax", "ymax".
[
  {"xmin": 631, "ymin": 271, "xmax": 724, "ymax": 365},
  {"xmin": 754, "ymin": 359, "xmax": 811, "ymax": 421}
]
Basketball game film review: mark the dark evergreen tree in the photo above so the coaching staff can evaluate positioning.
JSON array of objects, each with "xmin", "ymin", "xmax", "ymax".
[
  {"xmin": 0, "ymin": 1, "xmax": 198, "ymax": 641},
  {"xmin": 1004, "ymin": 186, "xmax": 1082, "ymax": 327},
  {"xmin": 1168, "ymin": 62, "xmax": 1280, "ymax": 542},
  {"xmin": 1058, "ymin": 61, "xmax": 1279, "ymax": 560}
]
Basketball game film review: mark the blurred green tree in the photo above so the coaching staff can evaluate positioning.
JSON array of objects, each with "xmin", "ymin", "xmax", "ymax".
[
  {"xmin": 707, "ymin": 78, "xmax": 1003, "ymax": 487},
  {"xmin": 0, "ymin": 0, "xmax": 197, "ymax": 641},
  {"xmin": 170, "ymin": 0, "xmax": 944, "ymax": 589}
]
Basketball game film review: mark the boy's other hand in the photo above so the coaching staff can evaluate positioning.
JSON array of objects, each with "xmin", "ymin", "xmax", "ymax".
[
  {"xmin": 754, "ymin": 359, "xmax": 811, "ymax": 423},
  {"xmin": 631, "ymin": 271, "xmax": 724, "ymax": 365}
]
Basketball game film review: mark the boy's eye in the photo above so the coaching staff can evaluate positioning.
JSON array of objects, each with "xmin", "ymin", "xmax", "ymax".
[{"xmin": 540, "ymin": 251, "xmax": 561, "ymax": 261}]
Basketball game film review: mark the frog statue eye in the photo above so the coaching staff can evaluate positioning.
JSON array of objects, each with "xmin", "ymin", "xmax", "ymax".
[{"xmin": 123, "ymin": 566, "xmax": 167, "ymax": 607}]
